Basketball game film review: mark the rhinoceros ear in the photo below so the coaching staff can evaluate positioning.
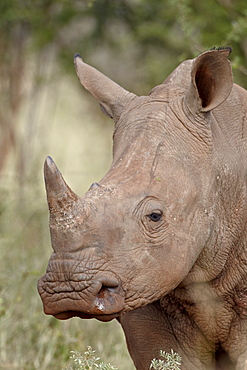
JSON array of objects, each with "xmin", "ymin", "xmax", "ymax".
[
  {"xmin": 44, "ymin": 156, "xmax": 80, "ymax": 212},
  {"xmin": 185, "ymin": 48, "xmax": 233, "ymax": 113},
  {"xmin": 74, "ymin": 54, "xmax": 137, "ymax": 121}
]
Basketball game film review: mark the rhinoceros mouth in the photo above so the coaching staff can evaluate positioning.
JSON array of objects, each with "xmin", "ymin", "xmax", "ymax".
[
  {"xmin": 53, "ymin": 310, "xmax": 120, "ymax": 322},
  {"xmin": 38, "ymin": 273, "xmax": 126, "ymax": 321}
]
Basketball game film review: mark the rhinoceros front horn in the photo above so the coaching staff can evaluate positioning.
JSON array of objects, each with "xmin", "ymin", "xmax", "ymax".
[{"xmin": 44, "ymin": 156, "xmax": 80, "ymax": 212}]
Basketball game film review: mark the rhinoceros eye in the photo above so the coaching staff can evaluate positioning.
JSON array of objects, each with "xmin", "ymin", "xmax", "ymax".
[{"xmin": 148, "ymin": 211, "xmax": 162, "ymax": 222}]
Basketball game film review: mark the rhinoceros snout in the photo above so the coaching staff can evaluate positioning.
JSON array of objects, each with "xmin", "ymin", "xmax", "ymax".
[{"xmin": 38, "ymin": 271, "xmax": 125, "ymax": 322}]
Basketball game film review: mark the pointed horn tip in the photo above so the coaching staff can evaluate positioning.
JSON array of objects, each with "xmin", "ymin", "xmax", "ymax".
[
  {"xmin": 44, "ymin": 156, "xmax": 81, "ymax": 201},
  {"xmin": 44, "ymin": 156, "xmax": 60, "ymax": 175},
  {"xmin": 74, "ymin": 54, "xmax": 84, "ymax": 74},
  {"xmin": 45, "ymin": 155, "xmax": 53, "ymax": 164},
  {"xmin": 45, "ymin": 155, "xmax": 54, "ymax": 168},
  {"xmin": 74, "ymin": 54, "xmax": 83, "ymax": 66}
]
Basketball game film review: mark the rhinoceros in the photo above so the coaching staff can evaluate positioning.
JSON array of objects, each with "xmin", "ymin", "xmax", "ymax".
[{"xmin": 38, "ymin": 48, "xmax": 247, "ymax": 370}]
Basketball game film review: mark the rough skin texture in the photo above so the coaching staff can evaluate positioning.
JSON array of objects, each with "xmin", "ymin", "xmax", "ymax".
[{"xmin": 38, "ymin": 49, "xmax": 247, "ymax": 370}]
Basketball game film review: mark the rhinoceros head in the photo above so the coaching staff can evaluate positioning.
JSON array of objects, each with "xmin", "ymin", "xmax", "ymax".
[{"xmin": 38, "ymin": 49, "xmax": 233, "ymax": 322}]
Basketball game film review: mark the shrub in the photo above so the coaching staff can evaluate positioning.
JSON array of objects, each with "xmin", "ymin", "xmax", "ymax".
[{"xmin": 65, "ymin": 346, "xmax": 182, "ymax": 370}]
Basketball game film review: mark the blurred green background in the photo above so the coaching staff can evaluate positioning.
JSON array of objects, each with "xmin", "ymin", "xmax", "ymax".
[{"xmin": 0, "ymin": 0, "xmax": 246, "ymax": 369}]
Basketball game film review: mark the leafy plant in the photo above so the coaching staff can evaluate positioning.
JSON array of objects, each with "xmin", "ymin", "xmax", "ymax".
[
  {"xmin": 65, "ymin": 347, "xmax": 182, "ymax": 370},
  {"xmin": 150, "ymin": 349, "xmax": 182, "ymax": 370},
  {"xmin": 65, "ymin": 346, "xmax": 118, "ymax": 370}
]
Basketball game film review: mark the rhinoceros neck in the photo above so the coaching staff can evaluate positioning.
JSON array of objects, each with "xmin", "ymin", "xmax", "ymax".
[{"xmin": 162, "ymin": 237, "xmax": 247, "ymax": 343}]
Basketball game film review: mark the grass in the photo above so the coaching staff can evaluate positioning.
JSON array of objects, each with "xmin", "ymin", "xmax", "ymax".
[{"xmin": 0, "ymin": 75, "xmax": 134, "ymax": 370}]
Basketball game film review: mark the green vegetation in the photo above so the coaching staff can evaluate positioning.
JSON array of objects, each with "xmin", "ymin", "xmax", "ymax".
[
  {"xmin": 0, "ymin": 197, "xmax": 133, "ymax": 370},
  {"xmin": 150, "ymin": 350, "xmax": 182, "ymax": 370},
  {"xmin": 1, "ymin": 0, "xmax": 247, "ymax": 177},
  {"xmin": 0, "ymin": 1, "xmax": 246, "ymax": 368},
  {"xmin": 65, "ymin": 347, "xmax": 118, "ymax": 370},
  {"xmin": 0, "ymin": 77, "xmax": 129, "ymax": 369},
  {"xmin": 65, "ymin": 347, "xmax": 182, "ymax": 370}
]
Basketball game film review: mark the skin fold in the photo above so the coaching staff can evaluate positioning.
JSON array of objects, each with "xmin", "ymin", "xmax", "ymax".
[{"xmin": 38, "ymin": 48, "xmax": 247, "ymax": 370}]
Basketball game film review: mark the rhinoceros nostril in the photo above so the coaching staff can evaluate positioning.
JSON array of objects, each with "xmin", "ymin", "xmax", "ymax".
[
  {"xmin": 95, "ymin": 286, "xmax": 116, "ymax": 312},
  {"xmin": 93, "ymin": 276, "xmax": 122, "ymax": 313},
  {"xmin": 98, "ymin": 276, "xmax": 119, "ymax": 290},
  {"xmin": 98, "ymin": 285, "xmax": 111, "ymax": 299}
]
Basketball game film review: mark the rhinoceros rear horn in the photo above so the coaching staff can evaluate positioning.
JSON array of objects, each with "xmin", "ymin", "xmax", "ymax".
[
  {"xmin": 44, "ymin": 156, "xmax": 80, "ymax": 211},
  {"xmin": 74, "ymin": 54, "xmax": 137, "ymax": 121},
  {"xmin": 186, "ymin": 48, "xmax": 233, "ymax": 113}
]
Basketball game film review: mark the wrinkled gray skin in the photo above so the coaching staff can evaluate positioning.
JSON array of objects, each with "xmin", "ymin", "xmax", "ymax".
[{"xmin": 38, "ymin": 49, "xmax": 247, "ymax": 370}]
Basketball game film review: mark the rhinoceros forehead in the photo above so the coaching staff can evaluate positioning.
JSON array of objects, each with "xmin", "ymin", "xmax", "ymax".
[
  {"xmin": 113, "ymin": 95, "xmax": 189, "ymax": 153},
  {"xmin": 118, "ymin": 89, "xmax": 184, "ymax": 126}
]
